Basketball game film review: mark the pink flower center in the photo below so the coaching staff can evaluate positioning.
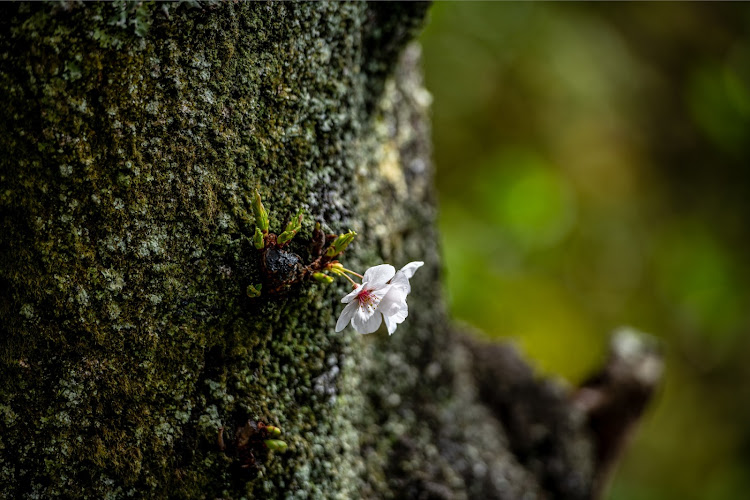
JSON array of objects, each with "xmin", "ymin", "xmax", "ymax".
[{"xmin": 357, "ymin": 288, "xmax": 374, "ymax": 306}]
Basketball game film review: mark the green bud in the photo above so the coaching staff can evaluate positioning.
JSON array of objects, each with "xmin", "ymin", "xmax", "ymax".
[
  {"xmin": 277, "ymin": 232, "xmax": 294, "ymax": 246},
  {"xmin": 264, "ymin": 439, "xmax": 288, "ymax": 453},
  {"xmin": 277, "ymin": 210, "xmax": 303, "ymax": 245},
  {"xmin": 253, "ymin": 227, "xmax": 264, "ymax": 249},
  {"xmin": 252, "ymin": 189, "xmax": 269, "ymax": 234},
  {"xmin": 325, "ymin": 230, "xmax": 356, "ymax": 257},
  {"xmin": 328, "ymin": 262, "xmax": 344, "ymax": 273},
  {"xmin": 266, "ymin": 425, "xmax": 282, "ymax": 437},
  {"xmin": 312, "ymin": 272, "xmax": 334, "ymax": 284},
  {"xmin": 246, "ymin": 283, "xmax": 262, "ymax": 298}
]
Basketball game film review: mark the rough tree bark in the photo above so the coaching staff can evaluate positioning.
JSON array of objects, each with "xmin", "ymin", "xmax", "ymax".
[{"xmin": 0, "ymin": 3, "xmax": 660, "ymax": 499}]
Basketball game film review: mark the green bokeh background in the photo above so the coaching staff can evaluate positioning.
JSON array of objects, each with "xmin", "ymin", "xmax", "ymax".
[{"xmin": 420, "ymin": 3, "xmax": 750, "ymax": 499}]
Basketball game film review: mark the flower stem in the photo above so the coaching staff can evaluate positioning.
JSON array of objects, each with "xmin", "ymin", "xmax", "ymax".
[
  {"xmin": 340, "ymin": 268, "xmax": 363, "ymax": 279},
  {"xmin": 329, "ymin": 266, "xmax": 359, "ymax": 287},
  {"xmin": 339, "ymin": 272, "xmax": 358, "ymax": 287}
]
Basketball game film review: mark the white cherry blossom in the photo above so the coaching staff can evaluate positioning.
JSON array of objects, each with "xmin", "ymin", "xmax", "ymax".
[
  {"xmin": 335, "ymin": 261, "xmax": 423, "ymax": 335},
  {"xmin": 380, "ymin": 261, "xmax": 423, "ymax": 335}
]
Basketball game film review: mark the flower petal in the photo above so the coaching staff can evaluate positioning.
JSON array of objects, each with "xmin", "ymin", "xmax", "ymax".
[
  {"xmin": 389, "ymin": 271, "xmax": 411, "ymax": 294},
  {"xmin": 388, "ymin": 262, "xmax": 423, "ymax": 294},
  {"xmin": 362, "ymin": 264, "xmax": 395, "ymax": 289},
  {"xmin": 383, "ymin": 314, "xmax": 398, "ymax": 335},
  {"xmin": 379, "ymin": 287, "xmax": 406, "ymax": 316},
  {"xmin": 335, "ymin": 301, "xmax": 359, "ymax": 332},
  {"xmin": 341, "ymin": 284, "xmax": 363, "ymax": 304},
  {"xmin": 400, "ymin": 261, "xmax": 424, "ymax": 279},
  {"xmin": 352, "ymin": 306, "xmax": 383, "ymax": 334},
  {"xmin": 369, "ymin": 283, "xmax": 392, "ymax": 301},
  {"xmin": 390, "ymin": 302, "xmax": 408, "ymax": 324}
]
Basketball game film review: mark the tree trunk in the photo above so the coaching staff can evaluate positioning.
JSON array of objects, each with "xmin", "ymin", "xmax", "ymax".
[{"xmin": 0, "ymin": 3, "xmax": 658, "ymax": 498}]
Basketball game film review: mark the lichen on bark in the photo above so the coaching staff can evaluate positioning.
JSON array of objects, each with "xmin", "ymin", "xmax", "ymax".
[{"xmin": 0, "ymin": 2, "xmax": 607, "ymax": 499}]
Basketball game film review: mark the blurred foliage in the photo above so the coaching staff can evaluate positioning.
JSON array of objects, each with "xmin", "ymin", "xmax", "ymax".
[{"xmin": 420, "ymin": 3, "xmax": 750, "ymax": 500}]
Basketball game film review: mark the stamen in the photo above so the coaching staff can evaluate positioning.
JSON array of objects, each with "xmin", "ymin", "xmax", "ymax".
[{"xmin": 357, "ymin": 288, "xmax": 376, "ymax": 306}]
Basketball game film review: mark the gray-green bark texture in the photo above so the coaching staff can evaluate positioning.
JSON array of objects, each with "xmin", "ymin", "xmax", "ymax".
[{"xmin": 0, "ymin": 3, "xmax": 658, "ymax": 499}]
